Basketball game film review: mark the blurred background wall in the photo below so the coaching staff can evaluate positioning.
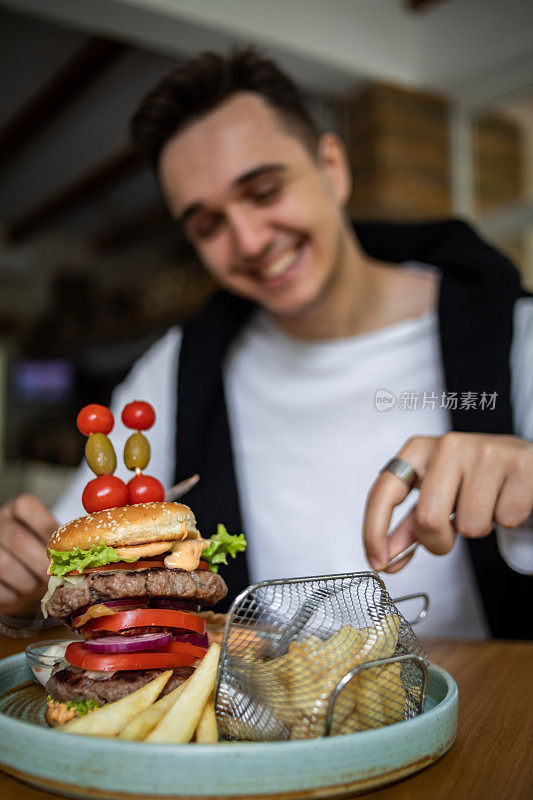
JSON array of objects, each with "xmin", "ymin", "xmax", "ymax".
[{"xmin": 0, "ymin": 0, "xmax": 532, "ymax": 502}]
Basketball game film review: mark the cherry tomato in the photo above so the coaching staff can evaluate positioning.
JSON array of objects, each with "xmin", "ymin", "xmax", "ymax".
[
  {"xmin": 127, "ymin": 474, "xmax": 165, "ymax": 504},
  {"xmin": 81, "ymin": 609, "xmax": 206, "ymax": 635},
  {"xmin": 82, "ymin": 475, "xmax": 128, "ymax": 513},
  {"xmin": 65, "ymin": 642, "xmax": 196, "ymax": 671},
  {"xmin": 121, "ymin": 401, "xmax": 156, "ymax": 431},
  {"xmin": 77, "ymin": 404, "xmax": 114, "ymax": 436}
]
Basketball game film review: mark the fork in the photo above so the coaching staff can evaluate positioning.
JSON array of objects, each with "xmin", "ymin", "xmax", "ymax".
[
  {"xmin": 378, "ymin": 511, "xmax": 457, "ymax": 572},
  {"xmin": 164, "ymin": 473, "xmax": 200, "ymax": 501}
]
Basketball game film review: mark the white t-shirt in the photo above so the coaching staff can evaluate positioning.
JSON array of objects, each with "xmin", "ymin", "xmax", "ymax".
[{"xmin": 54, "ymin": 297, "xmax": 533, "ymax": 639}]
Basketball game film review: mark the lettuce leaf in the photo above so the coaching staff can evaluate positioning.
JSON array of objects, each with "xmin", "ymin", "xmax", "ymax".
[
  {"xmin": 65, "ymin": 698, "xmax": 101, "ymax": 716},
  {"xmin": 48, "ymin": 544, "xmax": 136, "ymax": 577},
  {"xmin": 202, "ymin": 524, "xmax": 247, "ymax": 573},
  {"xmin": 47, "ymin": 695, "xmax": 100, "ymax": 716}
]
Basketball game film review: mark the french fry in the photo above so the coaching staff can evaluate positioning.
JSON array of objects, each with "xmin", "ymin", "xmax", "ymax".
[
  {"xmin": 335, "ymin": 661, "xmax": 406, "ymax": 734},
  {"xmin": 118, "ymin": 678, "xmax": 190, "ymax": 741},
  {"xmin": 250, "ymin": 616, "xmax": 404, "ymax": 739},
  {"xmin": 194, "ymin": 699, "xmax": 218, "ymax": 743},
  {"xmin": 280, "ymin": 626, "xmax": 365, "ymax": 736},
  {"xmin": 59, "ymin": 670, "xmax": 172, "ymax": 737},
  {"xmin": 356, "ymin": 660, "xmax": 406, "ymax": 729},
  {"xmin": 146, "ymin": 643, "xmax": 220, "ymax": 744},
  {"xmin": 357, "ymin": 615, "xmax": 400, "ymax": 662}
]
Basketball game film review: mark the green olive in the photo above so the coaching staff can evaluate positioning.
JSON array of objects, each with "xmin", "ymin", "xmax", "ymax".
[
  {"xmin": 124, "ymin": 432, "xmax": 150, "ymax": 471},
  {"xmin": 85, "ymin": 433, "xmax": 117, "ymax": 476}
]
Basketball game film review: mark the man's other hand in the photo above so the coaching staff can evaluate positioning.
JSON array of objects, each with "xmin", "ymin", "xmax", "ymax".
[
  {"xmin": 0, "ymin": 494, "xmax": 58, "ymax": 619},
  {"xmin": 363, "ymin": 433, "xmax": 533, "ymax": 572}
]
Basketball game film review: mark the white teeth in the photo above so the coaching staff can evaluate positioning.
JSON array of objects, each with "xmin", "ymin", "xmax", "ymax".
[{"xmin": 262, "ymin": 247, "xmax": 300, "ymax": 279}]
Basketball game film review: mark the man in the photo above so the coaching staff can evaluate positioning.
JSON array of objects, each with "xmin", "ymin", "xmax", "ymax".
[{"xmin": 1, "ymin": 48, "xmax": 531, "ymax": 638}]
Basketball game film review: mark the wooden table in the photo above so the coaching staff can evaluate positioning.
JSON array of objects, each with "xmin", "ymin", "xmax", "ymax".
[{"xmin": 0, "ymin": 631, "xmax": 531, "ymax": 799}]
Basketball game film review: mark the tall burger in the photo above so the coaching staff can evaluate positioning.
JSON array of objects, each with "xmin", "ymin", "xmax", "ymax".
[{"xmin": 41, "ymin": 501, "xmax": 245, "ymax": 726}]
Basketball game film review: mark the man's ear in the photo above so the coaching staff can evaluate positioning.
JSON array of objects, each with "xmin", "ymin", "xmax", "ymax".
[{"xmin": 317, "ymin": 133, "xmax": 352, "ymax": 204}]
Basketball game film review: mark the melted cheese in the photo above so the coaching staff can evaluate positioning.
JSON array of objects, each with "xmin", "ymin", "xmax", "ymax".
[
  {"xmin": 164, "ymin": 539, "xmax": 206, "ymax": 571},
  {"xmin": 73, "ymin": 603, "xmax": 116, "ymax": 627},
  {"xmin": 114, "ymin": 541, "xmax": 173, "ymax": 559},
  {"xmin": 164, "ymin": 526, "xmax": 209, "ymax": 571}
]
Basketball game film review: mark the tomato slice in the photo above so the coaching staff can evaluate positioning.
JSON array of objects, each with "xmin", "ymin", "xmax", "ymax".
[
  {"xmin": 165, "ymin": 641, "xmax": 208, "ymax": 659},
  {"xmin": 197, "ymin": 561, "xmax": 209, "ymax": 570},
  {"xmin": 82, "ymin": 609, "xmax": 206, "ymax": 635},
  {"xmin": 65, "ymin": 642, "xmax": 196, "ymax": 672},
  {"xmin": 66, "ymin": 559, "xmax": 166, "ymax": 576}
]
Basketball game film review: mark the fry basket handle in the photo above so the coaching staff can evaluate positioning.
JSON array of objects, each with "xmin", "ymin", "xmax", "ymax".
[
  {"xmin": 391, "ymin": 592, "xmax": 429, "ymax": 626},
  {"xmin": 325, "ymin": 653, "xmax": 429, "ymax": 736}
]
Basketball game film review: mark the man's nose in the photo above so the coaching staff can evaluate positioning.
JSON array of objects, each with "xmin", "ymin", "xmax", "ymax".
[{"xmin": 228, "ymin": 208, "xmax": 271, "ymax": 260}]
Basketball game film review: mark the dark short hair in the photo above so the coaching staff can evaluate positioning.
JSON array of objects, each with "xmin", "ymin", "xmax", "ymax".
[{"xmin": 130, "ymin": 46, "xmax": 320, "ymax": 166}]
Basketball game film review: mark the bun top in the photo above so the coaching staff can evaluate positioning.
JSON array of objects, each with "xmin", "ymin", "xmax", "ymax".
[{"xmin": 47, "ymin": 502, "xmax": 198, "ymax": 554}]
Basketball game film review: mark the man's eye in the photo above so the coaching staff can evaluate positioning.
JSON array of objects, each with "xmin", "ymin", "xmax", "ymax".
[
  {"xmin": 251, "ymin": 183, "xmax": 282, "ymax": 203},
  {"xmin": 192, "ymin": 216, "xmax": 223, "ymax": 240}
]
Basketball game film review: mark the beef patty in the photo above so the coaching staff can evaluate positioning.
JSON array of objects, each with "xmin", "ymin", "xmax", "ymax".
[
  {"xmin": 45, "ymin": 567, "xmax": 227, "ymax": 623},
  {"xmin": 46, "ymin": 664, "xmax": 194, "ymax": 704}
]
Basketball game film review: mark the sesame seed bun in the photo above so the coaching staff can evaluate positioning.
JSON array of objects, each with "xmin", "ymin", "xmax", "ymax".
[{"xmin": 47, "ymin": 502, "xmax": 198, "ymax": 554}]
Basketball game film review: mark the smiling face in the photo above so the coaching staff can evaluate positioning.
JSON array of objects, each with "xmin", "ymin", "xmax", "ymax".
[{"xmin": 158, "ymin": 92, "xmax": 355, "ymax": 323}]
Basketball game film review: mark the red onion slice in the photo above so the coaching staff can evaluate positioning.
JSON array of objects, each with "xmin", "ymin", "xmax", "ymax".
[
  {"xmin": 173, "ymin": 632, "xmax": 209, "ymax": 649},
  {"xmin": 151, "ymin": 599, "xmax": 201, "ymax": 613},
  {"xmin": 103, "ymin": 598, "xmax": 149, "ymax": 609},
  {"xmin": 84, "ymin": 632, "xmax": 172, "ymax": 653}
]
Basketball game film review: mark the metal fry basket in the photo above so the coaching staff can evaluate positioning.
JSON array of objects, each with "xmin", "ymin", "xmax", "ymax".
[{"xmin": 214, "ymin": 572, "xmax": 429, "ymax": 741}]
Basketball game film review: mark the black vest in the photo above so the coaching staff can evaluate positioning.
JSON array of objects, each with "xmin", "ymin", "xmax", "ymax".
[{"xmin": 174, "ymin": 219, "xmax": 532, "ymax": 639}]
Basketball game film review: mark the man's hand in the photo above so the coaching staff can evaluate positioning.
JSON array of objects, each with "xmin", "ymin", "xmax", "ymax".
[
  {"xmin": 0, "ymin": 494, "xmax": 58, "ymax": 619},
  {"xmin": 363, "ymin": 433, "xmax": 533, "ymax": 572}
]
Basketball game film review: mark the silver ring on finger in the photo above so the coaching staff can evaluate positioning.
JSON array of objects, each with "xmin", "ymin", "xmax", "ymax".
[{"xmin": 380, "ymin": 457, "xmax": 419, "ymax": 489}]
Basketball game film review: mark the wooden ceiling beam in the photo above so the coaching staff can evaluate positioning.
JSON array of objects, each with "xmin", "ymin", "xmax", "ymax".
[
  {"xmin": 0, "ymin": 37, "xmax": 126, "ymax": 166},
  {"xmin": 4, "ymin": 145, "xmax": 143, "ymax": 242}
]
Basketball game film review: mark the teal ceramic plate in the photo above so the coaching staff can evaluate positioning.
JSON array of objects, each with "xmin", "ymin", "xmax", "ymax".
[{"xmin": 0, "ymin": 653, "xmax": 457, "ymax": 799}]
